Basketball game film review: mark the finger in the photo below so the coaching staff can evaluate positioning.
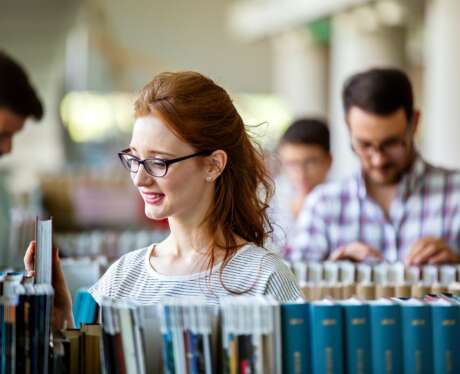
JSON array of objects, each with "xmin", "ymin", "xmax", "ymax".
[
  {"xmin": 364, "ymin": 246, "xmax": 384, "ymax": 260},
  {"xmin": 347, "ymin": 244, "xmax": 382, "ymax": 261},
  {"xmin": 23, "ymin": 240, "xmax": 36, "ymax": 271},
  {"xmin": 406, "ymin": 239, "xmax": 428, "ymax": 265},
  {"xmin": 428, "ymin": 250, "xmax": 452, "ymax": 265},
  {"xmin": 412, "ymin": 243, "xmax": 441, "ymax": 265},
  {"xmin": 329, "ymin": 247, "xmax": 346, "ymax": 261}
]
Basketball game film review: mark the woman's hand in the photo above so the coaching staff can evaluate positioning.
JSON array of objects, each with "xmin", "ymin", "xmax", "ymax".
[{"xmin": 24, "ymin": 240, "xmax": 75, "ymax": 330}]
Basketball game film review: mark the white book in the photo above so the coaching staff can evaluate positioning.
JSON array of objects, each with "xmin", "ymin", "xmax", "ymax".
[{"xmin": 35, "ymin": 218, "xmax": 52, "ymax": 285}]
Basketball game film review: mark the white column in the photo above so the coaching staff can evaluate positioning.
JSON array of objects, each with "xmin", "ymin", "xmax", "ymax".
[
  {"xmin": 272, "ymin": 29, "xmax": 329, "ymax": 118},
  {"xmin": 329, "ymin": 9, "xmax": 406, "ymax": 179},
  {"xmin": 423, "ymin": 0, "xmax": 460, "ymax": 169}
]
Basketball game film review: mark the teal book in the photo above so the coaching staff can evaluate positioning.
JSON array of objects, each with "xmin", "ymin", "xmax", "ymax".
[
  {"xmin": 400, "ymin": 299, "xmax": 433, "ymax": 374},
  {"xmin": 369, "ymin": 300, "xmax": 402, "ymax": 374},
  {"xmin": 431, "ymin": 298, "xmax": 460, "ymax": 374},
  {"xmin": 281, "ymin": 302, "xmax": 310, "ymax": 374},
  {"xmin": 310, "ymin": 300, "xmax": 344, "ymax": 374},
  {"xmin": 341, "ymin": 299, "xmax": 371, "ymax": 374}
]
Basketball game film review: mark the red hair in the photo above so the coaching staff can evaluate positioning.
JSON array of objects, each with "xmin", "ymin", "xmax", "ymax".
[{"xmin": 134, "ymin": 71, "xmax": 274, "ymax": 292}]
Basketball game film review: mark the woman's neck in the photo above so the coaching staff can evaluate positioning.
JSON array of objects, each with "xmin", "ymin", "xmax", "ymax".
[{"xmin": 163, "ymin": 218, "xmax": 211, "ymax": 257}]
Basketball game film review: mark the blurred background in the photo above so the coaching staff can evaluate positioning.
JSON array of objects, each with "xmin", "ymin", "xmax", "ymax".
[{"xmin": 1, "ymin": 0, "xmax": 459, "ymax": 291}]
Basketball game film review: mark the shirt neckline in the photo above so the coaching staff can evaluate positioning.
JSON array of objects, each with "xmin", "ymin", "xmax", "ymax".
[{"xmin": 144, "ymin": 243, "xmax": 253, "ymax": 281}]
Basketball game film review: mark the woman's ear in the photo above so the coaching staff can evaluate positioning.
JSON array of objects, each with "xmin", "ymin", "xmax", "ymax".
[{"xmin": 205, "ymin": 150, "xmax": 227, "ymax": 182}]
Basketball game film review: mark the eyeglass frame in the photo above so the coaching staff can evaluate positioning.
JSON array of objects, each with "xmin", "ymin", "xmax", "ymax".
[
  {"xmin": 118, "ymin": 149, "xmax": 213, "ymax": 178},
  {"xmin": 350, "ymin": 121, "xmax": 414, "ymax": 160}
]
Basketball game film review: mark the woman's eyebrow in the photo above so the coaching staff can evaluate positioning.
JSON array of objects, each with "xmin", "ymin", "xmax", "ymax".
[{"xmin": 127, "ymin": 146, "xmax": 175, "ymax": 157}]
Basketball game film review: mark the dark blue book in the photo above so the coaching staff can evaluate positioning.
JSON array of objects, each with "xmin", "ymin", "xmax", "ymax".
[
  {"xmin": 430, "ymin": 298, "xmax": 460, "ymax": 374},
  {"xmin": 400, "ymin": 299, "xmax": 433, "ymax": 374},
  {"xmin": 281, "ymin": 302, "xmax": 310, "ymax": 374},
  {"xmin": 369, "ymin": 300, "xmax": 402, "ymax": 374},
  {"xmin": 341, "ymin": 300, "xmax": 372, "ymax": 374},
  {"xmin": 310, "ymin": 301, "xmax": 344, "ymax": 374}
]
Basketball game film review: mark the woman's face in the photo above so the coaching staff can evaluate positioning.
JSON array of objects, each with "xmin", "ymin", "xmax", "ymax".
[{"xmin": 128, "ymin": 114, "xmax": 212, "ymax": 224}]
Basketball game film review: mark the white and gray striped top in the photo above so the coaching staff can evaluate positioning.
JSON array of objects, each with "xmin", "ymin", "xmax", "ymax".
[{"xmin": 88, "ymin": 244, "xmax": 302, "ymax": 305}]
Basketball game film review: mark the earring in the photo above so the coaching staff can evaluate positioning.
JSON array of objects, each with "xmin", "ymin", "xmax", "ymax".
[{"xmin": 206, "ymin": 176, "xmax": 212, "ymax": 182}]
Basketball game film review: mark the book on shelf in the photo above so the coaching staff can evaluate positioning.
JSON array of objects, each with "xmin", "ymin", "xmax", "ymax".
[
  {"xmin": 0, "ymin": 272, "xmax": 54, "ymax": 374},
  {"xmin": 35, "ymin": 217, "xmax": 53, "ymax": 285},
  {"xmin": 369, "ymin": 299, "xmax": 403, "ymax": 374},
  {"xmin": 85, "ymin": 293, "xmax": 460, "ymax": 374}
]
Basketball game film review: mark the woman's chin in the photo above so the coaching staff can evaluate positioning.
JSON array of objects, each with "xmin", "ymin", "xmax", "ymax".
[{"xmin": 144, "ymin": 206, "xmax": 168, "ymax": 221}]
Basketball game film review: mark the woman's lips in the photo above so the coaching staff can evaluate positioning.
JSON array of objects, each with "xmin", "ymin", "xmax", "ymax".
[{"xmin": 141, "ymin": 192, "xmax": 165, "ymax": 205}]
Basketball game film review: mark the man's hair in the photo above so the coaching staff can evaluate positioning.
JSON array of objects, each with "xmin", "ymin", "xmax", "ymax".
[
  {"xmin": 342, "ymin": 68, "xmax": 414, "ymax": 121},
  {"xmin": 0, "ymin": 51, "xmax": 43, "ymax": 119},
  {"xmin": 280, "ymin": 118, "xmax": 330, "ymax": 153}
]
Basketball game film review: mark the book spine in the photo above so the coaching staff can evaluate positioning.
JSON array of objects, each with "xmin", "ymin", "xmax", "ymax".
[
  {"xmin": 370, "ymin": 304, "xmax": 402, "ymax": 374},
  {"xmin": 432, "ymin": 304, "xmax": 460, "ymax": 374},
  {"xmin": 343, "ymin": 304, "xmax": 372, "ymax": 374},
  {"xmin": 310, "ymin": 304, "xmax": 344, "ymax": 374},
  {"xmin": 281, "ymin": 303, "xmax": 310, "ymax": 374},
  {"xmin": 402, "ymin": 305, "xmax": 433, "ymax": 374}
]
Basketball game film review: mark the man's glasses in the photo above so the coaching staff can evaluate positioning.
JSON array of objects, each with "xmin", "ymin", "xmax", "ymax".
[
  {"xmin": 118, "ymin": 149, "xmax": 212, "ymax": 178},
  {"xmin": 351, "ymin": 131, "xmax": 412, "ymax": 160}
]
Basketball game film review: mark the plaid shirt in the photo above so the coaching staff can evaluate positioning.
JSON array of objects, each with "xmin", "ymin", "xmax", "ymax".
[{"xmin": 286, "ymin": 154, "xmax": 460, "ymax": 262}]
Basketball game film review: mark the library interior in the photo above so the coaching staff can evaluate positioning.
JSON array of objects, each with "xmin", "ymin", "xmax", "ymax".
[{"xmin": 2, "ymin": 0, "xmax": 460, "ymax": 373}]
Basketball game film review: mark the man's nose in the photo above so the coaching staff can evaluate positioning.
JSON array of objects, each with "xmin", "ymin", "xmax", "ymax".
[{"xmin": 369, "ymin": 149, "xmax": 388, "ymax": 166}]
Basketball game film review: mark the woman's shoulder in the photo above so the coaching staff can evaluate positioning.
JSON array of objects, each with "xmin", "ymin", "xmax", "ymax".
[
  {"xmin": 115, "ymin": 246, "xmax": 150, "ymax": 267},
  {"xmin": 230, "ymin": 243, "xmax": 291, "ymax": 274},
  {"xmin": 88, "ymin": 246, "xmax": 151, "ymax": 304}
]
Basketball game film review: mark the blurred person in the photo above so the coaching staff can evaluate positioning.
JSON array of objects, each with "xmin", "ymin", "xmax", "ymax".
[
  {"xmin": 0, "ymin": 51, "xmax": 43, "ymax": 266},
  {"xmin": 289, "ymin": 68, "xmax": 460, "ymax": 265},
  {"xmin": 271, "ymin": 118, "xmax": 331, "ymax": 252},
  {"xmin": 24, "ymin": 71, "xmax": 302, "ymax": 329},
  {"xmin": 0, "ymin": 50, "xmax": 43, "ymax": 155}
]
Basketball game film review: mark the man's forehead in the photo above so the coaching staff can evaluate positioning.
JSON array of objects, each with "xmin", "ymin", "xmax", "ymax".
[{"xmin": 347, "ymin": 107, "xmax": 408, "ymax": 140}]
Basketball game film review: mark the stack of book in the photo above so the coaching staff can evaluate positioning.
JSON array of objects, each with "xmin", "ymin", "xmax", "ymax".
[
  {"xmin": 0, "ymin": 272, "xmax": 54, "ymax": 374},
  {"xmin": 57, "ymin": 324, "xmax": 103, "ymax": 374},
  {"xmin": 221, "ymin": 296, "xmax": 282, "ymax": 374},
  {"xmin": 289, "ymin": 261, "xmax": 460, "ymax": 300},
  {"xmin": 159, "ymin": 297, "xmax": 219, "ymax": 374},
  {"xmin": 100, "ymin": 295, "xmax": 460, "ymax": 374},
  {"xmin": 100, "ymin": 299, "xmax": 147, "ymax": 374}
]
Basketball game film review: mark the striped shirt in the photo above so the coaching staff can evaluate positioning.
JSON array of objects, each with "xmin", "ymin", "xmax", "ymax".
[
  {"xmin": 88, "ymin": 244, "xmax": 302, "ymax": 305},
  {"xmin": 286, "ymin": 155, "xmax": 460, "ymax": 262}
]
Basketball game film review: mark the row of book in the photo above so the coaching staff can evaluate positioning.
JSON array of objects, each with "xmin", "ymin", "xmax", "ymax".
[
  {"xmin": 300, "ymin": 279, "xmax": 460, "ymax": 301},
  {"xmin": 289, "ymin": 260, "xmax": 460, "ymax": 286},
  {"xmin": 54, "ymin": 229, "xmax": 167, "ymax": 260},
  {"xmin": 100, "ymin": 294, "xmax": 460, "ymax": 374},
  {"xmin": 0, "ymin": 272, "xmax": 54, "ymax": 374}
]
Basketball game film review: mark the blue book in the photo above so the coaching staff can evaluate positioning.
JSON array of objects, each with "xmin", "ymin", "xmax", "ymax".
[
  {"xmin": 73, "ymin": 289, "xmax": 98, "ymax": 328},
  {"xmin": 342, "ymin": 300, "xmax": 372, "ymax": 374},
  {"xmin": 431, "ymin": 298, "xmax": 460, "ymax": 374},
  {"xmin": 281, "ymin": 302, "xmax": 310, "ymax": 374},
  {"xmin": 400, "ymin": 299, "xmax": 433, "ymax": 374},
  {"xmin": 369, "ymin": 300, "xmax": 402, "ymax": 374},
  {"xmin": 310, "ymin": 301, "xmax": 344, "ymax": 374}
]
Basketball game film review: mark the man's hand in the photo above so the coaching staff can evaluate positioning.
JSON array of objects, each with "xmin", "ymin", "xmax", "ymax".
[
  {"xmin": 329, "ymin": 241, "xmax": 383, "ymax": 262},
  {"xmin": 405, "ymin": 237, "xmax": 460, "ymax": 266}
]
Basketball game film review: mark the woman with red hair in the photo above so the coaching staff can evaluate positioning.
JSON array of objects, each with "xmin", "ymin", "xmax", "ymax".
[{"xmin": 25, "ymin": 71, "xmax": 301, "ymax": 328}]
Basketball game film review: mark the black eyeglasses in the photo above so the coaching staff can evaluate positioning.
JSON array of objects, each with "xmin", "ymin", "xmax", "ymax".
[{"xmin": 118, "ymin": 149, "xmax": 212, "ymax": 178}]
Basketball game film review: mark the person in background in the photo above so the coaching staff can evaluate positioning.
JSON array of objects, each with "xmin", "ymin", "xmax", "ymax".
[
  {"xmin": 0, "ymin": 51, "xmax": 43, "ymax": 156},
  {"xmin": 25, "ymin": 71, "xmax": 302, "ymax": 329},
  {"xmin": 289, "ymin": 67, "xmax": 460, "ymax": 265},
  {"xmin": 270, "ymin": 119, "xmax": 332, "ymax": 253},
  {"xmin": 0, "ymin": 50, "xmax": 43, "ymax": 266}
]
